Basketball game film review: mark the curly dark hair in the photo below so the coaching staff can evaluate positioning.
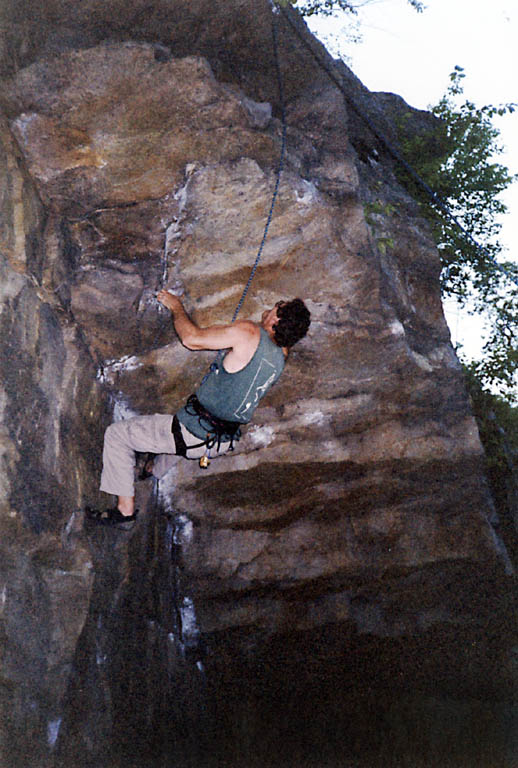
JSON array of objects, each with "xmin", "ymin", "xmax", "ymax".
[{"xmin": 272, "ymin": 298, "xmax": 311, "ymax": 348}]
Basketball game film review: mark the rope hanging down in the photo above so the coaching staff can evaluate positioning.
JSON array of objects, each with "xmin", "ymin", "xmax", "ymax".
[
  {"xmin": 275, "ymin": 2, "xmax": 518, "ymax": 289},
  {"xmin": 231, "ymin": 8, "xmax": 288, "ymax": 323},
  {"xmin": 198, "ymin": 8, "xmax": 287, "ymax": 379},
  {"xmin": 151, "ymin": 9, "xmax": 286, "ymax": 353}
]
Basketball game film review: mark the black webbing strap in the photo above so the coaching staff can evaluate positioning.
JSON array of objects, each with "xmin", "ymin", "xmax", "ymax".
[
  {"xmin": 184, "ymin": 395, "xmax": 241, "ymax": 451},
  {"xmin": 171, "ymin": 415, "xmax": 189, "ymax": 457}
]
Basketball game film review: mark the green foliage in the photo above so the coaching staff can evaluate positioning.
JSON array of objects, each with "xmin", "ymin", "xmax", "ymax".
[
  {"xmin": 469, "ymin": 274, "xmax": 518, "ymax": 400},
  {"xmin": 465, "ymin": 365, "xmax": 518, "ymax": 469},
  {"xmin": 282, "ymin": 0, "xmax": 357, "ymax": 15},
  {"xmin": 376, "ymin": 236, "xmax": 395, "ymax": 255},
  {"xmin": 364, "ymin": 200, "xmax": 396, "ymax": 217},
  {"xmin": 406, "ymin": 0, "xmax": 425, "ymax": 10},
  {"xmin": 431, "ymin": 68, "xmax": 515, "ymax": 295},
  {"xmin": 464, "ymin": 365, "xmax": 518, "ymax": 561},
  {"xmin": 364, "ymin": 200, "xmax": 396, "ymax": 254},
  {"xmin": 397, "ymin": 67, "xmax": 518, "ymax": 400},
  {"xmin": 364, "ymin": 200, "xmax": 396, "ymax": 223},
  {"xmin": 278, "ymin": 0, "xmax": 424, "ymax": 17}
]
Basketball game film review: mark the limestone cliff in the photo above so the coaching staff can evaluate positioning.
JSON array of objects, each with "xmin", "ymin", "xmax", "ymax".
[{"xmin": 0, "ymin": 2, "xmax": 515, "ymax": 766}]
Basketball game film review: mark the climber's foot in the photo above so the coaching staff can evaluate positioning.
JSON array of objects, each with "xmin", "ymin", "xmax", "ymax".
[
  {"xmin": 85, "ymin": 507, "xmax": 138, "ymax": 528},
  {"xmin": 137, "ymin": 452, "xmax": 156, "ymax": 481}
]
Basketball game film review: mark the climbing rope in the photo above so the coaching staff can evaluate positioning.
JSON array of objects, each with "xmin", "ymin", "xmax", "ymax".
[
  {"xmin": 275, "ymin": 2, "xmax": 518, "ymax": 289},
  {"xmin": 152, "ymin": 6, "xmax": 287, "ymax": 352},
  {"xmin": 194, "ymin": 7, "xmax": 287, "ymax": 377},
  {"xmin": 230, "ymin": 7, "xmax": 288, "ymax": 323}
]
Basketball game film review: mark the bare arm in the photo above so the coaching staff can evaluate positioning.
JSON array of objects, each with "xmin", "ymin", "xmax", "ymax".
[{"xmin": 157, "ymin": 290, "xmax": 260, "ymax": 369}]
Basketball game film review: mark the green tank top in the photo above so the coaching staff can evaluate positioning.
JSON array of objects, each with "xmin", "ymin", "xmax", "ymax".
[{"xmin": 177, "ymin": 328, "xmax": 285, "ymax": 440}]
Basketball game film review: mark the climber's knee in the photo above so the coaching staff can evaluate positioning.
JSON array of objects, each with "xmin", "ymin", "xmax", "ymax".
[{"xmin": 103, "ymin": 421, "xmax": 126, "ymax": 447}]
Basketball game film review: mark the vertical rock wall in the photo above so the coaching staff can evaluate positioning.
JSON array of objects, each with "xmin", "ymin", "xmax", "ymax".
[
  {"xmin": 0, "ymin": 117, "xmax": 102, "ymax": 765},
  {"xmin": 0, "ymin": 2, "xmax": 515, "ymax": 766}
]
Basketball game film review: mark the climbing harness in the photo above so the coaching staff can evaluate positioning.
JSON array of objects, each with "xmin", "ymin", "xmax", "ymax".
[
  {"xmin": 275, "ymin": 2, "xmax": 518, "ymax": 289},
  {"xmin": 174, "ymin": 397, "xmax": 241, "ymax": 451},
  {"xmin": 182, "ymin": 395, "xmax": 242, "ymax": 462},
  {"xmin": 170, "ymin": 398, "xmax": 241, "ymax": 469}
]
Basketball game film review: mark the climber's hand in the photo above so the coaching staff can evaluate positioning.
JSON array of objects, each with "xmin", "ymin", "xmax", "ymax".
[{"xmin": 157, "ymin": 290, "xmax": 183, "ymax": 314}]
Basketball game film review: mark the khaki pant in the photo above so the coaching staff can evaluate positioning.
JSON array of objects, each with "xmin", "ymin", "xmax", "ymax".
[{"xmin": 100, "ymin": 413, "xmax": 229, "ymax": 497}]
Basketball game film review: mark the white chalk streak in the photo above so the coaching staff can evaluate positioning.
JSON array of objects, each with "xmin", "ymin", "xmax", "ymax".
[{"xmin": 47, "ymin": 718, "xmax": 62, "ymax": 748}]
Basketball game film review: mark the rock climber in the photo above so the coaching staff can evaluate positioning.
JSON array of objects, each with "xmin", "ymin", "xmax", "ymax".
[{"xmin": 86, "ymin": 290, "xmax": 311, "ymax": 526}]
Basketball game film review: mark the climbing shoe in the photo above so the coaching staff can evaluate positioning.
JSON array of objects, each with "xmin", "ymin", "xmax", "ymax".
[
  {"xmin": 85, "ymin": 507, "xmax": 138, "ymax": 527},
  {"xmin": 136, "ymin": 452, "xmax": 156, "ymax": 481}
]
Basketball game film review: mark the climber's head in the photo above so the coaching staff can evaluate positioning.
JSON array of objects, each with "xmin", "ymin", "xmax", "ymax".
[{"xmin": 262, "ymin": 299, "xmax": 311, "ymax": 348}]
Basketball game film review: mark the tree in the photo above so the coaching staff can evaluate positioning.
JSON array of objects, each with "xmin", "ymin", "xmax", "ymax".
[
  {"xmin": 278, "ymin": 0, "xmax": 425, "ymax": 17},
  {"xmin": 464, "ymin": 365, "xmax": 518, "ymax": 564},
  {"xmin": 397, "ymin": 67, "xmax": 518, "ymax": 401}
]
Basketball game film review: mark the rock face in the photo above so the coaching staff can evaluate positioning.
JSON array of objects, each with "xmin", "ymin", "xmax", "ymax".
[
  {"xmin": 0, "ymin": 2, "xmax": 515, "ymax": 766},
  {"xmin": 0, "ymin": 115, "xmax": 100, "ymax": 765}
]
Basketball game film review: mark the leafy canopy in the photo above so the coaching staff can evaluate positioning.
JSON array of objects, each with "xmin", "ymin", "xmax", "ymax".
[
  {"xmin": 280, "ymin": 4, "xmax": 516, "ymax": 400},
  {"xmin": 398, "ymin": 66, "xmax": 518, "ymax": 401},
  {"xmin": 463, "ymin": 364, "xmax": 518, "ymax": 563},
  {"xmin": 277, "ymin": 0, "xmax": 425, "ymax": 17},
  {"xmin": 281, "ymin": 3, "xmax": 518, "ymax": 495}
]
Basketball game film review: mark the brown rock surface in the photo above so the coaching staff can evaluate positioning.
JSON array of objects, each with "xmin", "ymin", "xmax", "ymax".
[
  {"xmin": 0, "ymin": 119, "xmax": 99, "ymax": 766},
  {"xmin": 0, "ymin": 3, "xmax": 515, "ymax": 766}
]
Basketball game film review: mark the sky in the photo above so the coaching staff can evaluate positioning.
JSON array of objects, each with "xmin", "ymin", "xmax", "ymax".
[{"xmin": 305, "ymin": 0, "xmax": 518, "ymax": 362}]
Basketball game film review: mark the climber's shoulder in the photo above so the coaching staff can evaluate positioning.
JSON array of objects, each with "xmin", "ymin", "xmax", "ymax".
[{"xmin": 183, "ymin": 319, "xmax": 259, "ymax": 353}]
